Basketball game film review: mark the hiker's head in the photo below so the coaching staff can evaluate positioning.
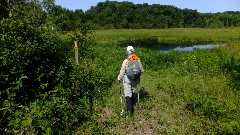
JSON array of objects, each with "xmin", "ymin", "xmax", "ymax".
[{"xmin": 126, "ymin": 46, "xmax": 134, "ymax": 55}]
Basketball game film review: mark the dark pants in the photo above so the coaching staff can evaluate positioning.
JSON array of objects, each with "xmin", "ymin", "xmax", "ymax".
[{"xmin": 126, "ymin": 96, "xmax": 134, "ymax": 114}]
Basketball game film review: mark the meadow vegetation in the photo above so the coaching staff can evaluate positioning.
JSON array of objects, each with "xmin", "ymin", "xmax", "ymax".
[
  {"xmin": 79, "ymin": 29, "xmax": 240, "ymax": 134},
  {"xmin": 93, "ymin": 28, "xmax": 240, "ymax": 44}
]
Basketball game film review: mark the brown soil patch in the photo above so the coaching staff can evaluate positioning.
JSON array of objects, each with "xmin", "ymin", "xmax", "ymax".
[{"xmin": 96, "ymin": 107, "xmax": 114, "ymax": 124}]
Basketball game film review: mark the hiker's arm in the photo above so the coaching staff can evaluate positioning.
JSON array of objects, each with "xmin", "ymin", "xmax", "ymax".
[
  {"xmin": 138, "ymin": 59, "xmax": 144, "ymax": 73},
  {"xmin": 118, "ymin": 59, "xmax": 128, "ymax": 81}
]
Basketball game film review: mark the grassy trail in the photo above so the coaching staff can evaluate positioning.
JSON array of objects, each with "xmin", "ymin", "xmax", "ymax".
[
  {"xmin": 73, "ymin": 29, "xmax": 240, "ymax": 134},
  {"xmin": 95, "ymin": 42, "xmax": 240, "ymax": 134},
  {"xmin": 101, "ymin": 64, "xmax": 233, "ymax": 134},
  {"xmin": 103, "ymin": 71, "xmax": 170, "ymax": 134}
]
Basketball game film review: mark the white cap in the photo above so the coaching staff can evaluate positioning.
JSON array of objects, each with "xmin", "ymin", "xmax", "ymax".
[{"xmin": 126, "ymin": 46, "xmax": 134, "ymax": 54}]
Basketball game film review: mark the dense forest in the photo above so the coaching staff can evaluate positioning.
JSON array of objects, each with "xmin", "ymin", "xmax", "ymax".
[
  {"xmin": 84, "ymin": 1, "xmax": 240, "ymax": 29},
  {"xmin": 1, "ymin": 1, "xmax": 240, "ymax": 31}
]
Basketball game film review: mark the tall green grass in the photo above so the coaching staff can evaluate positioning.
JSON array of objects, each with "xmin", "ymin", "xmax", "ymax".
[
  {"xmin": 82, "ymin": 41, "xmax": 240, "ymax": 134},
  {"xmin": 94, "ymin": 28, "xmax": 240, "ymax": 44},
  {"xmin": 60, "ymin": 29, "xmax": 240, "ymax": 134}
]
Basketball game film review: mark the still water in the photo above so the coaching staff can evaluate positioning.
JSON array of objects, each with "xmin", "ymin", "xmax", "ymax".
[{"xmin": 160, "ymin": 44, "xmax": 227, "ymax": 53}]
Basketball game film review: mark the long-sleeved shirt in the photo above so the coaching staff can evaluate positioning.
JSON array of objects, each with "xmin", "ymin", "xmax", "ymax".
[{"xmin": 117, "ymin": 56, "xmax": 144, "ymax": 81}]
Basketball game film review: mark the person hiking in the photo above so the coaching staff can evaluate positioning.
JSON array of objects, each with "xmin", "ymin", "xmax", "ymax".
[{"xmin": 117, "ymin": 46, "xmax": 144, "ymax": 115}]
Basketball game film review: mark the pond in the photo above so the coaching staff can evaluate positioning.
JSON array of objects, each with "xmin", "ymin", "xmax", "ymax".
[{"xmin": 160, "ymin": 44, "xmax": 227, "ymax": 53}]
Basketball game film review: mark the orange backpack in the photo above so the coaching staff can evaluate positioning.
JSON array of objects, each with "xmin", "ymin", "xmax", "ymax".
[{"xmin": 129, "ymin": 54, "xmax": 139, "ymax": 61}]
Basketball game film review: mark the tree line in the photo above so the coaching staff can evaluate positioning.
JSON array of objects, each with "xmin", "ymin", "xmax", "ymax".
[
  {"xmin": 52, "ymin": 1, "xmax": 240, "ymax": 30},
  {"xmin": 1, "ymin": 1, "xmax": 240, "ymax": 30}
]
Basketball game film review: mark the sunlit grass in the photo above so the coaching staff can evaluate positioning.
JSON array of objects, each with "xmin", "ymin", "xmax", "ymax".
[
  {"xmin": 94, "ymin": 28, "xmax": 240, "ymax": 44},
  {"xmin": 90, "ymin": 40, "xmax": 240, "ymax": 134},
  {"xmin": 59, "ymin": 28, "xmax": 240, "ymax": 134},
  {"xmin": 104, "ymin": 63, "xmax": 237, "ymax": 134}
]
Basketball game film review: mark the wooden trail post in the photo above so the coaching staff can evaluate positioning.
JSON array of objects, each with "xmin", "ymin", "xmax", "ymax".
[
  {"xmin": 74, "ymin": 41, "xmax": 79, "ymax": 95},
  {"xmin": 74, "ymin": 41, "xmax": 79, "ymax": 65}
]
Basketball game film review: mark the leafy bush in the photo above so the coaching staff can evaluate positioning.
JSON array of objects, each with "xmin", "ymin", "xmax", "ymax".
[
  {"xmin": 0, "ymin": 18, "xmax": 116, "ymax": 134},
  {"xmin": 0, "ymin": 19, "xmax": 71, "ymax": 104},
  {"xmin": 0, "ymin": 18, "xmax": 73, "ymax": 133}
]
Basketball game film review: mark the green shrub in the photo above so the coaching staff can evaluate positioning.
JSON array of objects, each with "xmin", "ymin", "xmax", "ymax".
[
  {"xmin": 0, "ymin": 19, "xmax": 72, "ymax": 103},
  {"xmin": 0, "ymin": 18, "xmax": 112, "ymax": 134}
]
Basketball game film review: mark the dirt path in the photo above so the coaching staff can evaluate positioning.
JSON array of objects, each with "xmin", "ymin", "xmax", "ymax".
[{"xmin": 97, "ymin": 70, "xmax": 195, "ymax": 134}]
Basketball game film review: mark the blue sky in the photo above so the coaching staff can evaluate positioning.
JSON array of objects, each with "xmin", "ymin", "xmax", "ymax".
[{"xmin": 55, "ymin": 0, "xmax": 240, "ymax": 13}]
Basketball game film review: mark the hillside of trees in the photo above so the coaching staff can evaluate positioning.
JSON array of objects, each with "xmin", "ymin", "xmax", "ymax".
[
  {"xmin": 85, "ymin": 1, "xmax": 240, "ymax": 29},
  {"xmin": 50, "ymin": 1, "xmax": 240, "ymax": 30},
  {"xmin": 1, "ymin": 1, "xmax": 240, "ymax": 31}
]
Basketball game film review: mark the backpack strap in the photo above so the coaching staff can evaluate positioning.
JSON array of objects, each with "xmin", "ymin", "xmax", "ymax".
[{"xmin": 124, "ymin": 59, "xmax": 129, "ymax": 74}]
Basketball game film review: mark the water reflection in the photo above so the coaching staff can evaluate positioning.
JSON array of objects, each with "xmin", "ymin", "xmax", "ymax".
[{"xmin": 160, "ymin": 44, "xmax": 227, "ymax": 53}]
